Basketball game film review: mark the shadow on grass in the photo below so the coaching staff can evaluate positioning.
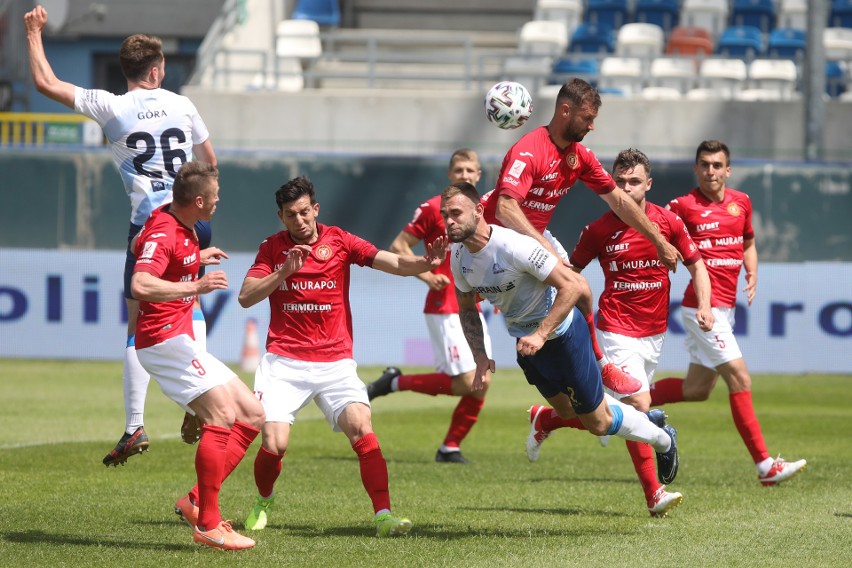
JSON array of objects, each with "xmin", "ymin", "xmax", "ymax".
[
  {"xmin": 835, "ymin": 512, "xmax": 852, "ymax": 519},
  {"xmin": 461, "ymin": 505, "xmax": 630, "ymax": 519},
  {"xmin": 528, "ymin": 476, "xmax": 636, "ymax": 485},
  {"xmin": 2, "ymin": 530, "xmax": 192, "ymax": 551},
  {"xmin": 279, "ymin": 524, "xmax": 612, "ymax": 539}
]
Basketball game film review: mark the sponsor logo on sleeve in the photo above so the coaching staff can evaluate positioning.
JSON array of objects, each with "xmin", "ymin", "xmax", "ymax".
[
  {"xmin": 528, "ymin": 247, "xmax": 549, "ymax": 269},
  {"xmin": 140, "ymin": 242, "xmax": 157, "ymax": 259},
  {"xmin": 508, "ymin": 159, "xmax": 527, "ymax": 178}
]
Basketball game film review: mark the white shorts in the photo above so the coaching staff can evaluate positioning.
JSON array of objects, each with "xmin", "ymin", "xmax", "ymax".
[
  {"xmin": 253, "ymin": 353, "xmax": 369, "ymax": 432},
  {"xmin": 681, "ymin": 306, "xmax": 743, "ymax": 369},
  {"xmin": 543, "ymin": 229, "xmax": 569, "ymax": 261},
  {"xmin": 136, "ymin": 334, "xmax": 235, "ymax": 412},
  {"xmin": 425, "ymin": 312, "xmax": 491, "ymax": 376},
  {"xmin": 599, "ymin": 330, "xmax": 665, "ymax": 398}
]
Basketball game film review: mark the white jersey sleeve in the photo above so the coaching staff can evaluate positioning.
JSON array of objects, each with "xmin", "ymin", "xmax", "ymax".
[{"xmin": 74, "ymin": 87, "xmax": 210, "ymax": 225}]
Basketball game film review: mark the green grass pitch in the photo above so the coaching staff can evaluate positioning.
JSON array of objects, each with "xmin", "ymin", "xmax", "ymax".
[{"xmin": 1, "ymin": 359, "xmax": 850, "ymax": 567}]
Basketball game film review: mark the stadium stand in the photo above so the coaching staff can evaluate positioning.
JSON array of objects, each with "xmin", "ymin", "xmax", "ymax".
[
  {"xmin": 696, "ymin": 57, "xmax": 748, "ymax": 98},
  {"xmin": 730, "ymin": 0, "xmax": 776, "ymax": 34},
  {"xmin": 666, "ymin": 25, "xmax": 715, "ymax": 55},
  {"xmin": 598, "ymin": 56, "xmax": 645, "ymax": 95},
  {"xmin": 825, "ymin": 60, "xmax": 847, "ymax": 97},
  {"xmin": 569, "ymin": 22, "xmax": 617, "ymax": 53},
  {"xmin": 680, "ymin": 0, "xmax": 729, "ymax": 39},
  {"xmin": 616, "ymin": 23, "xmax": 666, "ymax": 58},
  {"xmin": 291, "ymin": 0, "xmax": 341, "ymax": 27},
  {"xmin": 767, "ymin": 28, "xmax": 807, "ymax": 60},
  {"xmin": 585, "ymin": 0, "xmax": 630, "ymax": 31},
  {"xmin": 550, "ymin": 57, "xmax": 600, "ymax": 85},
  {"xmin": 534, "ymin": 0, "xmax": 584, "ymax": 38},
  {"xmin": 777, "ymin": 0, "xmax": 807, "ymax": 30},
  {"xmin": 634, "ymin": 0, "xmax": 680, "ymax": 35},
  {"xmin": 716, "ymin": 25, "xmax": 764, "ymax": 58},
  {"xmin": 747, "ymin": 58, "xmax": 798, "ymax": 98},
  {"xmin": 649, "ymin": 56, "xmax": 697, "ymax": 93},
  {"xmin": 830, "ymin": 0, "xmax": 852, "ymax": 28},
  {"xmin": 518, "ymin": 20, "xmax": 570, "ymax": 56},
  {"xmin": 824, "ymin": 27, "xmax": 852, "ymax": 60},
  {"xmin": 640, "ymin": 86, "xmax": 684, "ymax": 99},
  {"xmin": 273, "ymin": 20, "xmax": 323, "ymax": 91}
]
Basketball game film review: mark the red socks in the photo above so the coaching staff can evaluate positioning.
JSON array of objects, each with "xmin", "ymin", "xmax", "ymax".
[
  {"xmin": 188, "ymin": 421, "xmax": 260, "ymax": 504},
  {"xmin": 584, "ymin": 312, "xmax": 605, "ymax": 361},
  {"xmin": 398, "ymin": 372, "xmax": 454, "ymax": 396},
  {"xmin": 729, "ymin": 391, "xmax": 770, "ymax": 463},
  {"xmin": 649, "ymin": 378, "xmax": 685, "ymax": 406},
  {"xmin": 626, "ymin": 440, "xmax": 660, "ymax": 502},
  {"xmin": 195, "ymin": 424, "xmax": 230, "ymax": 530},
  {"xmin": 254, "ymin": 445, "xmax": 285, "ymax": 498},
  {"xmin": 540, "ymin": 407, "xmax": 585, "ymax": 431},
  {"xmin": 442, "ymin": 396, "xmax": 484, "ymax": 449},
  {"xmin": 352, "ymin": 433, "xmax": 390, "ymax": 513}
]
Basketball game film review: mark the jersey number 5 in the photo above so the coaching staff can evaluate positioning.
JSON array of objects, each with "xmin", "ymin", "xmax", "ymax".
[{"xmin": 127, "ymin": 128, "xmax": 187, "ymax": 179}]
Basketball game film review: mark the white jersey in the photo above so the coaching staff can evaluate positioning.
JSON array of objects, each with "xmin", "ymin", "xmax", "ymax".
[
  {"xmin": 450, "ymin": 225, "xmax": 571, "ymax": 339},
  {"xmin": 74, "ymin": 87, "xmax": 210, "ymax": 224}
]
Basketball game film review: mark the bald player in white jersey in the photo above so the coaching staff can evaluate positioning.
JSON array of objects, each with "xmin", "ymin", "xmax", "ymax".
[
  {"xmin": 25, "ymin": 5, "xmax": 218, "ymax": 466},
  {"xmin": 442, "ymin": 182, "xmax": 682, "ymax": 498}
]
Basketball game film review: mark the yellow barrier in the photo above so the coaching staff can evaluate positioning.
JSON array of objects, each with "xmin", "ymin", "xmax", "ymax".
[{"xmin": 0, "ymin": 112, "xmax": 102, "ymax": 146}]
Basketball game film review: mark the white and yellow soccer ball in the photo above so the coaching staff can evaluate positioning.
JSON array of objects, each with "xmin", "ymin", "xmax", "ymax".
[{"xmin": 484, "ymin": 81, "xmax": 533, "ymax": 130}]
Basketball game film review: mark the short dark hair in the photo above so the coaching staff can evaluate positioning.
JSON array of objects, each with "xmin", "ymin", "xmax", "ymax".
[
  {"xmin": 172, "ymin": 161, "xmax": 218, "ymax": 205},
  {"xmin": 441, "ymin": 181, "xmax": 479, "ymax": 204},
  {"xmin": 612, "ymin": 148, "xmax": 652, "ymax": 177},
  {"xmin": 276, "ymin": 176, "xmax": 317, "ymax": 209},
  {"xmin": 119, "ymin": 34, "xmax": 164, "ymax": 82},
  {"xmin": 556, "ymin": 78, "xmax": 602, "ymax": 111},
  {"xmin": 695, "ymin": 140, "xmax": 730, "ymax": 165}
]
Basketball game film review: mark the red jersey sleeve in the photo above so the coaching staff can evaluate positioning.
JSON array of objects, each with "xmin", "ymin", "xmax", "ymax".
[
  {"xmin": 664, "ymin": 208, "xmax": 702, "ymax": 266},
  {"xmin": 343, "ymin": 231, "xmax": 380, "ymax": 267},
  {"xmin": 494, "ymin": 140, "xmax": 536, "ymax": 202},
  {"xmin": 578, "ymin": 145, "xmax": 616, "ymax": 195},
  {"xmin": 133, "ymin": 213, "xmax": 173, "ymax": 278},
  {"xmin": 246, "ymin": 236, "xmax": 277, "ymax": 279},
  {"xmin": 742, "ymin": 193, "xmax": 755, "ymax": 241},
  {"xmin": 404, "ymin": 199, "xmax": 437, "ymax": 241},
  {"xmin": 569, "ymin": 223, "xmax": 600, "ymax": 269}
]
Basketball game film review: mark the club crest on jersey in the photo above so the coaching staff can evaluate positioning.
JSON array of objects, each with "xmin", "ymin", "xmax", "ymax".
[
  {"xmin": 565, "ymin": 153, "xmax": 579, "ymax": 169},
  {"xmin": 727, "ymin": 203, "xmax": 741, "ymax": 216},
  {"xmin": 314, "ymin": 244, "xmax": 333, "ymax": 261}
]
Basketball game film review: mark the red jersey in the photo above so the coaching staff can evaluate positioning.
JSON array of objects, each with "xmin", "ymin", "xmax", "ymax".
[
  {"xmin": 571, "ymin": 203, "xmax": 701, "ymax": 337},
  {"xmin": 484, "ymin": 126, "xmax": 616, "ymax": 232},
  {"xmin": 245, "ymin": 224, "xmax": 379, "ymax": 362},
  {"xmin": 667, "ymin": 187, "xmax": 754, "ymax": 309},
  {"xmin": 133, "ymin": 205, "xmax": 200, "ymax": 349},
  {"xmin": 403, "ymin": 195, "xmax": 457, "ymax": 314}
]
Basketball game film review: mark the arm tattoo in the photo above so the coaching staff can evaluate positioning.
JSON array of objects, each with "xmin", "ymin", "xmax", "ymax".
[{"xmin": 458, "ymin": 292, "xmax": 487, "ymax": 358}]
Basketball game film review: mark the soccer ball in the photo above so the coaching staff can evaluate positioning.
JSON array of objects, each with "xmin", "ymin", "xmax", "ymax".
[{"xmin": 484, "ymin": 81, "xmax": 533, "ymax": 130}]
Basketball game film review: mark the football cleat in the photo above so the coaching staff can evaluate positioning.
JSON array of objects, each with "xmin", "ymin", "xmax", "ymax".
[
  {"xmin": 102, "ymin": 426, "xmax": 149, "ymax": 467},
  {"xmin": 366, "ymin": 367, "xmax": 400, "ymax": 400},
  {"xmin": 244, "ymin": 494, "xmax": 276, "ymax": 531},
  {"xmin": 759, "ymin": 455, "xmax": 807, "ymax": 486},
  {"xmin": 175, "ymin": 494, "xmax": 199, "ymax": 528},
  {"xmin": 656, "ymin": 424, "xmax": 679, "ymax": 485},
  {"xmin": 525, "ymin": 405, "xmax": 551, "ymax": 463},
  {"xmin": 648, "ymin": 487, "xmax": 683, "ymax": 518},
  {"xmin": 601, "ymin": 363, "xmax": 643, "ymax": 395},
  {"xmin": 646, "ymin": 409, "xmax": 668, "ymax": 428},
  {"xmin": 193, "ymin": 520, "xmax": 255, "ymax": 550},
  {"xmin": 181, "ymin": 412, "xmax": 201, "ymax": 445},
  {"xmin": 375, "ymin": 512, "xmax": 413, "ymax": 537},
  {"xmin": 435, "ymin": 449, "xmax": 469, "ymax": 464}
]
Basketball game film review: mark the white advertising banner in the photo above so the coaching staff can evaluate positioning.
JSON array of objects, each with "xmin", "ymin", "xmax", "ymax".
[{"xmin": 0, "ymin": 249, "xmax": 850, "ymax": 374}]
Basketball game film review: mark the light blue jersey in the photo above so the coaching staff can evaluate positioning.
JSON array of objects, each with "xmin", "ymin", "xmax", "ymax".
[
  {"xmin": 450, "ymin": 225, "xmax": 572, "ymax": 339},
  {"xmin": 75, "ymin": 87, "xmax": 210, "ymax": 224}
]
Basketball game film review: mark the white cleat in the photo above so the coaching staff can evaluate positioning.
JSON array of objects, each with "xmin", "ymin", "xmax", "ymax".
[
  {"xmin": 648, "ymin": 487, "xmax": 683, "ymax": 518},
  {"xmin": 759, "ymin": 455, "xmax": 807, "ymax": 486},
  {"xmin": 526, "ymin": 405, "xmax": 551, "ymax": 463}
]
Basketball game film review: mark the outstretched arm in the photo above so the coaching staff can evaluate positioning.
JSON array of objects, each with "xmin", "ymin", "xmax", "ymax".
[
  {"xmin": 238, "ymin": 244, "xmax": 312, "ymax": 307},
  {"xmin": 372, "ymin": 235, "xmax": 447, "ymax": 276},
  {"xmin": 132, "ymin": 270, "xmax": 228, "ymax": 303},
  {"xmin": 600, "ymin": 187, "xmax": 681, "ymax": 271},
  {"xmin": 24, "ymin": 6, "xmax": 77, "ymax": 109},
  {"xmin": 389, "ymin": 230, "xmax": 450, "ymax": 290},
  {"xmin": 456, "ymin": 288, "xmax": 494, "ymax": 390}
]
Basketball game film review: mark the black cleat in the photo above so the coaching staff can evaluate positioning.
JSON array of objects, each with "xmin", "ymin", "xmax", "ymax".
[
  {"xmin": 646, "ymin": 408, "xmax": 667, "ymax": 428},
  {"xmin": 435, "ymin": 449, "xmax": 470, "ymax": 464},
  {"xmin": 656, "ymin": 424, "xmax": 679, "ymax": 485},
  {"xmin": 102, "ymin": 427, "xmax": 149, "ymax": 467},
  {"xmin": 367, "ymin": 367, "xmax": 400, "ymax": 400}
]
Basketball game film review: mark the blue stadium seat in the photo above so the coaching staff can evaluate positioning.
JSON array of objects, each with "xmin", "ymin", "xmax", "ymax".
[
  {"xmin": 731, "ymin": 0, "xmax": 776, "ymax": 34},
  {"xmin": 550, "ymin": 57, "xmax": 600, "ymax": 85},
  {"xmin": 768, "ymin": 28, "xmax": 806, "ymax": 59},
  {"xmin": 825, "ymin": 60, "xmax": 847, "ymax": 97},
  {"xmin": 635, "ymin": 0, "xmax": 680, "ymax": 35},
  {"xmin": 585, "ymin": 0, "xmax": 629, "ymax": 31},
  {"xmin": 830, "ymin": 0, "xmax": 852, "ymax": 28},
  {"xmin": 291, "ymin": 0, "xmax": 341, "ymax": 27},
  {"xmin": 717, "ymin": 25, "xmax": 764, "ymax": 58},
  {"xmin": 569, "ymin": 22, "xmax": 617, "ymax": 53}
]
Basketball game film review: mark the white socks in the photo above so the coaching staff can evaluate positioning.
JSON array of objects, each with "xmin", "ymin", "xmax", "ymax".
[
  {"xmin": 123, "ymin": 339, "xmax": 150, "ymax": 434},
  {"xmin": 605, "ymin": 394, "xmax": 672, "ymax": 453}
]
